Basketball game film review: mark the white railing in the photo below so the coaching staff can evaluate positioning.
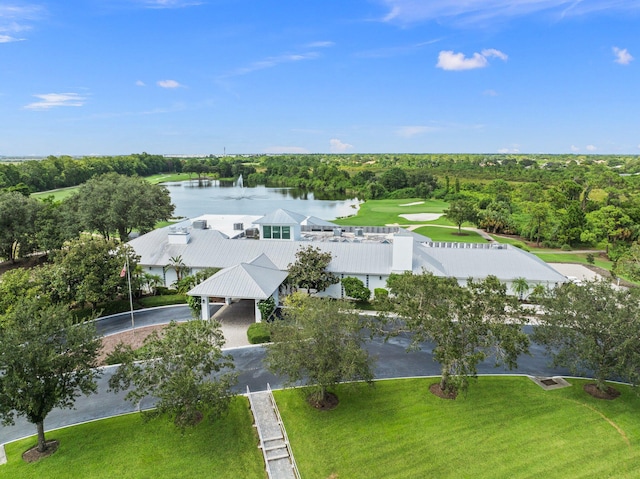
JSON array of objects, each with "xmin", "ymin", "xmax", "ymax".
[{"xmin": 247, "ymin": 385, "xmax": 274, "ymax": 479}]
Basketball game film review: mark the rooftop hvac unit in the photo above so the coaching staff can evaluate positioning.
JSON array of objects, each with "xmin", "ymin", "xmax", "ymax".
[
  {"xmin": 245, "ymin": 228, "xmax": 259, "ymax": 239},
  {"xmin": 233, "ymin": 223, "xmax": 244, "ymax": 231},
  {"xmin": 192, "ymin": 220, "xmax": 207, "ymax": 229}
]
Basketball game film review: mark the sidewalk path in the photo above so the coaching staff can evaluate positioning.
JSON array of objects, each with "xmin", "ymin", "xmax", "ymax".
[{"xmin": 248, "ymin": 387, "xmax": 300, "ymax": 478}]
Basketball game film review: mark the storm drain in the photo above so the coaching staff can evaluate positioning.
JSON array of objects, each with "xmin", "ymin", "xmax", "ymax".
[{"xmin": 529, "ymin": 376, "xmax": 572, "ymax": 390}]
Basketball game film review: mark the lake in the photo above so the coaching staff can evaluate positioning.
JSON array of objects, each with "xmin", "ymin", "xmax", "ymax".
[{"xmin": 162, "ymin": 180, "xmax": 361, "ymax": 220}]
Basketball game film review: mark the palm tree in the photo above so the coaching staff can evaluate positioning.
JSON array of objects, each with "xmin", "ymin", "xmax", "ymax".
[
  {"xmin": 512, "ymin": 277, "xmax": 530, "ymax": 301},
  {"xmin": 168, "ymin": 255, "xmax": 188, "ymax": 283}
]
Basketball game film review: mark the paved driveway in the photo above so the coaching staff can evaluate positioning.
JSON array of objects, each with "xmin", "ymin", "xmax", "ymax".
[{"xmin": 0, "ymin": 324, "xmax": 571, "ymax": 447}]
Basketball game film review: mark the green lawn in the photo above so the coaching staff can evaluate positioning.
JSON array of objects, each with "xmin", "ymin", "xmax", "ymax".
[
  {"xmin": 31, "ymin": 187, "xmax": 78, "ymax": 202},
  {"xmin": 0, "ymin": 398, "xmax": 264, "ymax": 479},
  {"xmin": 145, "ymin": 173, "xmax": 193, "ymax": 184},
  {"xmin": 4, "ymin": 377, "xmax": 639, "ymax": 478},
  {"xmin": 334, "ymin": 199, "xmax": 449, "ymax": 226},
  {"xmin": 30, "ymin": 173, "xmax": 191, "ymax": 202},
  {"xmin": 275, "ymin": 377, "xmax": 640, "ymax": 479},
  {"xmin": 413, "ymin": 225, "xmax": 489, "ymax": 243}
]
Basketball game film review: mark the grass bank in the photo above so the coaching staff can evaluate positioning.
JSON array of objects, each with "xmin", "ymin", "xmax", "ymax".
[
  {"xmin": 0, "ymin": 398, "xmax": 263, "ymax": 479},
  {"xmin": 334, "ymin": 199, "xmax": 449, "ymax": 226},
  {"xmin": 413, "ymin": 225, "xmax": 488, "ymax": 243},
  {"xmin": 275, "ymin": 377, "xmax": 640, "ymax": 478}
]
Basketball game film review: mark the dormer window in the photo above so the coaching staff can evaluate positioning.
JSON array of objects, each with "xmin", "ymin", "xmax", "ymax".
[{"xmin": 262, "ymin": 225, "xmax": 291, "ymax": 240}]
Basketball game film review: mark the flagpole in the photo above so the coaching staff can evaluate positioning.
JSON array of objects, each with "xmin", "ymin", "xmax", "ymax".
[{"xmin": 126, "ymin": 255, "xmax": 135, "ymax": 335}]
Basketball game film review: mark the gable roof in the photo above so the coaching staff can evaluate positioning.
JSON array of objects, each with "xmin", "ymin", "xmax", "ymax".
[
  {"xmin": 187, "ymin": 254, "xmax": 288, "ymax": 300},
  {"xmin": 253, "ymin": 208, "xmax": 307, "ymax": 225}
]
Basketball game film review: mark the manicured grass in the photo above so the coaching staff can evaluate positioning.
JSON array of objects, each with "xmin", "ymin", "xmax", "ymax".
[
  {"xmin": 334, "ymin": 199, "xmax": 449, "ymax": 226},
  {"xmin": 30, "ymin": 173, "xmax": 190, "ymax": 202},
  {"xmin": 533, "ymin": 252, "xmax": 613, "ymax": 269},
  {"xmin": 0, "ymin": 398, "xmax": 264, "ymax": 479},
  {"xmin": 274, "ymin": 377, "xmax": 640, "ymax": 479},
  {"xmin": 145, "ymin": 173, "xmax": 193, "ymax": 184},
  {"xmin": 31, "ymin": 187, "xmax": 78, "ymax": 201},
  {"xmin": 413, "ymin": 225, "xmax": 489, "ymax": 243},
  {"xmin": 138, "ymin": 294, "xmax": 187, "ymax": 308}
]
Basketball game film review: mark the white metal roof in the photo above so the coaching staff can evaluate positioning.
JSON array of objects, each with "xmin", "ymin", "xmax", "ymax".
[
  {"xmin": 253, "ymin": 209, "xmax": 307, "ymax": 225},
  {"xmin": 187, "ymin": 255, "xmax": 288, "ymax": 300},
  {"xmin": 128, "ymin": 210, "xmax": 568, "ymax": 285}
]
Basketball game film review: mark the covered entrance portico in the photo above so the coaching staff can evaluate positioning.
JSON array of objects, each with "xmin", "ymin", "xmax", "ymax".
[{"xmin": 187, "ymin": 254, "xmax": 288, "ymax": 323}]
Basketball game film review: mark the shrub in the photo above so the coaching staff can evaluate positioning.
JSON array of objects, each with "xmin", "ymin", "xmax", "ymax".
[
  {"xmin": 561, "ymin": 244, "xmax": 572, "ymax": 251},
  {"xmin": 155, "ymin": 286, "xmax": 178, "ymax": 295},
  {"xmin": 247, "ymin": 322, "xmax": 271, "ymax": 344},
  {"xmin": 257, "ymin": 296, "xmax": 276, "ymax": 321},
  {"xmin": 586, "ymin": 253, "xmax": 595, "ymax": 264},
  {"xmin": 374, "ymin": 288, "xmax": 389, "ymax": 301},
  {"xmin": 342, "ymin": 277, "xmax": 371, "ymax": 302}
]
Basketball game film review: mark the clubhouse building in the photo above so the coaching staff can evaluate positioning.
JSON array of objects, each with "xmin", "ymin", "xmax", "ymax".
[{"xmin": 128, "ymin": 209, "xmax": 567, "ymax": 321}]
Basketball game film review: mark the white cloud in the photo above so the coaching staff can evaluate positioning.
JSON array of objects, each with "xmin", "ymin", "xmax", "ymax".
[
  {"xmin": 613, "ymin": 47, "xmax": 633, "ymax": 65},
  {"xmin": 305, "ymin": 41, "xmax": 335, "ymax": 48},
  {"xmin": 329, "ymin": 138, "xmax": 354, "ymax": 153},
  {"xmin": 135, "ymin": 80, "xmax": 146, "ymax": 87},
  {"xmin": 482, "ymin": 48, "xmax": 508, "ymax": 61},
  {"xmin": 571, "ymin": 145, "xmax": 580, "ymax": 152},
  {"xmin": 396, "ymin": 125, "xmax": 439, "ymax": 138},
  {"xmin": 0, "ymin": 4, "xmax": 44, "ymax": 42},
  {"xmin": 437, "ymin": 51, "xmax": 487, "ymax": 70},
  {"xmin": 139, "ymin": 0, "xmax": 202, "ymax": 8},
  {"xmin": 586, "ymin": 144, "xmax": 597, "ymax": 151},
  {"xmin": 157, "ymin": 79, "xmax": 182, "ymax": 88},
  {"xmin": 263, "ymin": 146, "xmax": 310, "ymax": 154},
  {"xmin": 379, "ymin": 0, "xmax": 640, "ymax": 26},
  {"xmin": 483, "ymin": 89, "xmax": 498, "ymax": 96},
  {"xmin": 437, "ymin": 49, "xmax": 507, "ymax": 71},
  {"xmin": 223, "ymin": 52, "xmax": 319, "ymax": 78},
  {"xmin": 24, "ymin": 92, "xmax": 87, "ymax": 110},
  {"xmin": 0, "ymin": 34, "xmax": 22, "ymax": 43},
  {"xmin": 498, "ymin": 146, "xmax": 520, "ymax": 153}
]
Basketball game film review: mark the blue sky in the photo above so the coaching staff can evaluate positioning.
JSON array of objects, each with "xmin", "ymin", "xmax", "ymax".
[{"xmin": 1, "ymin": 0, "xmax": 638, "ymax": 156}]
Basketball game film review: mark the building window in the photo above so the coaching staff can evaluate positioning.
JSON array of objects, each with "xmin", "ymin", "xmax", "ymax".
[
  {"xmin": 272, "ymin": 226, "xmax": 281, "ymax": 239},
  {"xmin": 282, "ymin": 226, "xmax": 291, "ymax": 239},
  {"xmin": 366, "ymin": 275, "xmax": 369, "ymax": 288},
  {"xmin": 263, "ymin": 225, "xmax": 272, "ymax": 239}
]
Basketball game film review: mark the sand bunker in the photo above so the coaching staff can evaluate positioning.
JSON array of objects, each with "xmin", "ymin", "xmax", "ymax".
[{"xmin": 399, "ymin": 213, "xmax": 443, "ymax": 222}]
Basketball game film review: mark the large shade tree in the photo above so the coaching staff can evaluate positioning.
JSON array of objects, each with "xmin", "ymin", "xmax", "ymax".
[
  {"xmin": 109, "ymin": 320, "xmax": 237, "ymax": 429},
  {"xmin": 265, "ymin": 294, "xmax": 374, "ymax": 407},
  {"xmin": 444, "ymin": 199, "xmax": 478, "ymax": 234},
  {"xmin": 70, "ymin": 173, "xmax": 174, "ymax": 240},
  {"xmin": 533, "ymin": 279, "xmax": 640, "ymax": 394},
  {"xmin": 0, "ymin": 190, "xmax": 42, "ymax": 262},
  {"xmin": 0, "ymin": 301, "xmax": 101, "ymax": 453},
  {"xmin": 40, "ymin": 238, "xmax": 137, "ymax": 307},
  {"xmin": 386, "ymin": 272, "xmax": 528, "ymax": 396},
  {"xmin": 287, "ymin": 245, "xmax": 339, "ymax": 294}
]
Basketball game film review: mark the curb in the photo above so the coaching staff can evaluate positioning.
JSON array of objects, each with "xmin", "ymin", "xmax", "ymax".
[{"xmin": 0, "ymin": 443, "xmax": 6, "ymax": 465}]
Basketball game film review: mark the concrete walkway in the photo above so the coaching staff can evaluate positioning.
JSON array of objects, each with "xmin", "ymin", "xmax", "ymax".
[
  {"xmin": 214, "ymin": 299, "xmax": 254, "ymax": 348},
  {"xmin": 248, "ymin": 386, "xmax": 300, "ymax": 479}
]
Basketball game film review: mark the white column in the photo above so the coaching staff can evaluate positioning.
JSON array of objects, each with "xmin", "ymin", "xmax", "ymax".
[
  {"xmin": 255, "ymin": 299, "xmax": 262, "ymax": 323},
  {"xmin": 200, "ymin": 296, "xmax": 210, "ymax": 320}
]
